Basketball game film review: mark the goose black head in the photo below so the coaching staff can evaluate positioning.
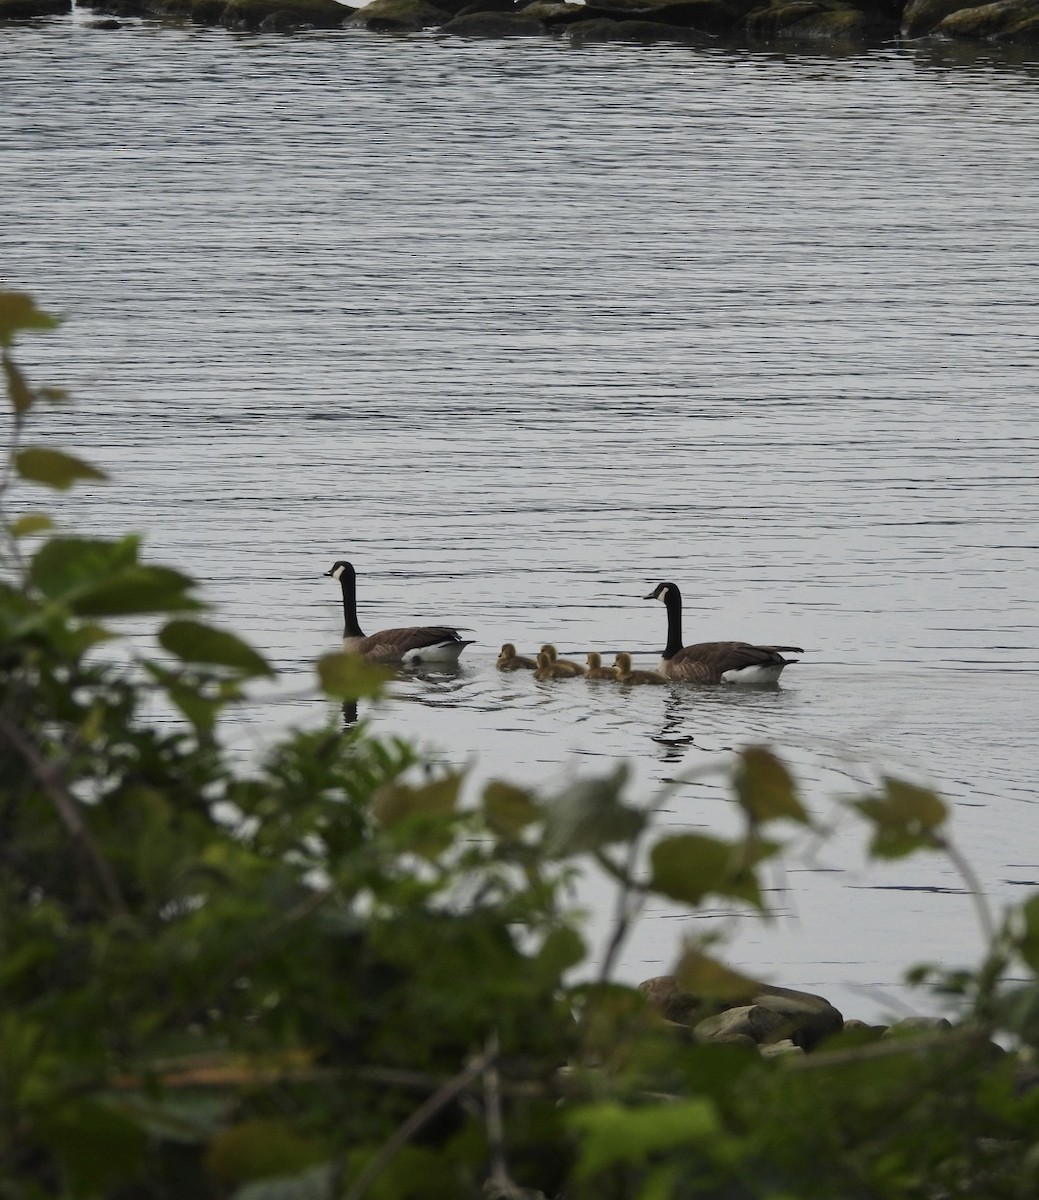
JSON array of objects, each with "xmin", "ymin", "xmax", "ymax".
[
  {"xmin": 324, "ymin": 560, "xmax": 356, "ymax": 580},
  {"xmin": 644, "ymin": 581, "xmax": 678, "ymax": 603}
]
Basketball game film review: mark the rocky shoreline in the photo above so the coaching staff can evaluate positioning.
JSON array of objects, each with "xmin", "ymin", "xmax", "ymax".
[
  {"xmin": 4, "ymin": 0, "xmax": 1039, "ymax": 49},
  {"xmin": 638, "ymin": 975, "xmax": 960, "ymax": 1056}
]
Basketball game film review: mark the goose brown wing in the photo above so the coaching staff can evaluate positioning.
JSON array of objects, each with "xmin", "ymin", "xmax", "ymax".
[
  {"xmin": 671, "ymin": 641, "xmax": 799, "ymax": 683},
  {"xmin": 358, "ymin": 626, "xmax": 467, "ymax": 663}
]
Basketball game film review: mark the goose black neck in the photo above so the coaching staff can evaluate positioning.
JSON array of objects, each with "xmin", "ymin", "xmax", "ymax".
[
  {"xmin": 338, "ymin": 568, "xmax": 366, "ymax": 639},
  {"xmin": 661, "ymin": 585, "xmax": 684, "ymax": 660}
]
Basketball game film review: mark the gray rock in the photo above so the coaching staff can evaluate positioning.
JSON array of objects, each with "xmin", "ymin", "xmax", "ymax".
[
  {"xmin": 934, "ymin": 0, "xmax": 1039, "ymax": 36},
  {"xmin": 639, "ymin": 975, "xmax": 843, "ymax": 1050},
  {"xmin": 759, "ymin": 1038, "xmax": 806, "ymax": 1057},
  {"xmin": 0, "ymin": 0, "xmax": 68, "ymax": 14},
  {"xmin": 694, "ymin": 1004, "xmax": 795, "ymax": 1045},
  {"xmin": 344, "ymin": 0, "xmax": 451, "ymax": 28},
  {"xmin": 441, "ymin": 8, "xmax": 546, "ymax": 30},
  {"xmin": 900, "ymin": 0, "xmax": 975, "ymax": 35},
  {"xmin": 516, "ymin": 0, "xmax": 586, "ymax": 21},
  {"xmin": 882, "ymin": 1016, "xmax": 954, "ymax": 1037}
]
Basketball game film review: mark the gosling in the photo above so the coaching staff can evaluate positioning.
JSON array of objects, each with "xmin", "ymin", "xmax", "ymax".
[
  {"xmin": 539, "ymin": 644, "xmax": 585, "ymax": 677},
  {"xmin": 534, "ymin": 649, "xmax": 585, "ymax": 681},
  {"xmin": 585, "ymin": 652, "xmax": 620, "ymax": 681},
  {"xmin": 497, "ymin": 643, "xmax": 537, "ymax": 671},
  {"xmin": 613, "ymin": 652, "xmax": 668, "ymax": 685}
]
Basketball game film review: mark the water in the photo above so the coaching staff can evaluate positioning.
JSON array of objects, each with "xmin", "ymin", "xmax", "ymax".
[{"xmin": 3, "ymin": 15, "xmax": 1039, "ymax": 1023}]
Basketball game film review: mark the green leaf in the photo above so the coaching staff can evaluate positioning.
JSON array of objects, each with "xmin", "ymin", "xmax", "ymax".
[
  {"xmin": 31, "ymin": 535, "xmax": 139, "ymax": 598},
  {"xmin": 3, "ymin": 352, "xmax": 34, "ymax": 414},
  {"xmin": 1016, "ymin": 894, "xmax": 1039, "ymax": 974},
  {"xmin": 568, "ymin": 1099, "xmax": 720, "ymax": 1178},
  {"xmin": 233, "ymin": 1165, "xmax": 336, "ymax": 1200},
  {"xmin": 649, "ymin": 832, "xmax": 773, "ymax": 910},
  {"xmin": 206, "ymin": 1119, "xmax": 326, "ymax": 1186},
  {"xmin": 160, "ymin": 619, "xmax": 273, "ymax": 678},
  {"xmin": 75, "ymin": 567, "xmax": 202, "ymax": 616},
  {"xmin": 674, "ymin": 945, "xmax": 761, "ymax": 1002},
  {"xmin": 372, "ymin": 773, "xmax": 461, "ymax": 828},
  {"xmin": 533, "ymin": 926, "xmax": 586, "ymax": 980},
  {"xmin": 144, "ymin": 662, "xmax": 234, "ymax": 737},
  {"xmin": 31, "ymin": 537, "xmax": 201, "ymax": 616},
  {"xmin": 316, "ymin": 651, "xmax": 391, "ymax": 700},
  {"xmin": 482, "ymin": 779, "xmax": 541, "ymax": 840},
  {"xmin": 851, "ymin": 777, "xmax": 948, "ymax": 860},
  {"xmin": 38, "ymin": 1099, "xmax": 147, "ymax": 1194},
  {"xmin": 733, "ymin": 745, "xmax": 810, "ymax": 825},
  {"xmin": 0, "ymin": 291, "xmax": 59, "ymax": 347},
  {"xmin": 541, "ymin": 766, "xmax": 644, "ymax": 858},
  {"xmin": 8, "ymin": 512, "xmax": 54, "ymax": 538},
  {"xmin": 15, "ymin": 446, "xmax": 108, "ymax": 490}
]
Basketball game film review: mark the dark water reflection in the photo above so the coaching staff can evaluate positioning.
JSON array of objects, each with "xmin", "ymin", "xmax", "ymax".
[{"xmin": 3, "ymin": 16, "xmax": 1039, "ymax": 1021}]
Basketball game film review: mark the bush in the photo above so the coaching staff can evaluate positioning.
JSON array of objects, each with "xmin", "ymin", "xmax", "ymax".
[{"xmin": 3, "ymin": 292, "xmax": 1039, "ymax": 1199}]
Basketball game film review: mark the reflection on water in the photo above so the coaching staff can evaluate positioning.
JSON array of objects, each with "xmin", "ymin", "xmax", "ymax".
[{"xmin": 3, "ymin": 17, "xmax": 1038, "ymax": 1021}]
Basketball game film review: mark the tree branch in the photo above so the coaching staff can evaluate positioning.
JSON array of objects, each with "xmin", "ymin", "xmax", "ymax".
[{"xmin": 0, "ymin": 709, "xmax": 127, "ymax": 915}]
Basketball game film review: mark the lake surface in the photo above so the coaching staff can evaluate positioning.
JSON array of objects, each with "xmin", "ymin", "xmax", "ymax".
[{"xmin": 3, "ymin": 14, "xmax": 1039, "ymax": 1023}]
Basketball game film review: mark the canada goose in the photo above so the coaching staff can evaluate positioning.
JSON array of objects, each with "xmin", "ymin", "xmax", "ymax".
[
  {"xmin": 613, "ymin": 652, "xmax": 668, "ymax": 685},
  {"xmin": 644, "ymin": 581, "xmax": 803, "ymax": 684},
  {"xmin": 324, "ymin": 560, "xmax": 474, "ymax": 665},
  {"xmin": 534, "ymin": 649, "xmax": 584, "ymax": 681},
  {"xmin": 539, "ymin": 644, "xmax": 585, "ymax": 677},
  {"xmin": 497, "ymin": 643, "xmax": 537, "ymax": 671},
  {"xmin": 585, "ymin": 652, "xmax": 620, "ymax": 681}
]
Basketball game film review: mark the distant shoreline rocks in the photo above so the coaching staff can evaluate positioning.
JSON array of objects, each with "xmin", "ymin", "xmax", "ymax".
[{"xmin": 5, "ymin": 0, "xmax": 1039, "ymax": 47}]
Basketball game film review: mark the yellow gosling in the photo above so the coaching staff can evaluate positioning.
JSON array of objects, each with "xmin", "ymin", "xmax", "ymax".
[
  {"xmin": 539, "ymin": 643, "xmax": 585, "ymax": 677},
  {"xmin": 497, "ymin": 642, "xmax": 537, "ymax": 671},
  {"xmin": 534, "ymin": 649, "xmax": 584, "ymax": 681},
  {"xmin": 585, "ymin": 652, "xmax": 620, "ymax": 681},
  {"xmin": 614, "ymin": 652, "xmax": 668, "ymax": 685}
]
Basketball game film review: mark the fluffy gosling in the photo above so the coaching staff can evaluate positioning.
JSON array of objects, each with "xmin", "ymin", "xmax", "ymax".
[
  {"xmin": 497, "ymin": 643, "xmax": 537, "ymax": 671},
  {"xmin": 534, "ymin": 649, "xmax": 585, "ymax": 681},
  {"xmin": 539, "ymin": 644, "xmax": 585, "ymax": 677},
  {"xmin": 614, "ymin": 652, "xmax": 668, "ymax": 685},
  {"xmin": 585, "ymin": 652, "xmax": 620, "ymax": 681}
]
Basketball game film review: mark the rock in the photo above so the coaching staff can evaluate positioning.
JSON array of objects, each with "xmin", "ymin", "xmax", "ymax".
[
  {"xmin": 900, "ymin": 0, "xmax": 975, "ymax": 35},
  {"xmin": 694, "ymin": 1004, "xmax": 795, "ymax": 1045},
  {"xmin": 997, "ymin": 8, "xmax": 1039, "ymax": 31},
  {"xmin": 882, "ymin": 1015, "xmax": 954, "ymax": 1037},
  {"xmin": 516, "ymin": 0, "xmax": 586, "ymax": 22},
  {"xmin": 640, "ymin": 976, "xmax": 844, "ymax": 1051},
  {"xmin": 453, "ymin": 0, "xmax": 514, "ymax": 13},
  {"xmin": 934, "ymin": 0, "xmax": 1039, "ymax": 36},
  {"xmin": 841, "ymin": 1018, "xmax": 888, "ymax": 1039},
  {"xmin": 441, "ymin": 7, "xmax": 545, "ymax": 30},
  {"xmin": 89, "ymin": 14, "xmax": 124, "ymax": 22},
  {"xmin": 565, "ymin": 15, "xmax": 700, "ymax": 38},
  {"xmin": 639, "ymin": 975, "xmax": 713, "ymax": 1026},
  {"xmin": 221, "ymin": 0, "xmax": 348, "ymax": 25},
  {"xmin": 746, "ymin": 1, "xmax": 825, "ymax": 36},
  {"xmin": 759, "ymin": 1038, "xmax": 805, "ymax": 1057},
  {"xmin": 777, "ymin": 5, "xmax": 898, "ymax": 36},
  {"xmin": 344, "ymin": 0, "xmax": 451, "ymax": 27},
  {"xmin": 0, "ymin": 0, "xmax": 68, "ymax": 15},
  {"xmin": 740, "ymin": 984, "xmax": 844, "ymax": 1049},
  {"xmin": 578, "ymin": 0, "xmax": 743, "ymax": 25}
]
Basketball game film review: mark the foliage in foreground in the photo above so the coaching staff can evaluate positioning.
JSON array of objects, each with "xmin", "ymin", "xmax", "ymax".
[{"xmin": 3, "ymin": 292, "xmax": 1039, "ymax": 1199}]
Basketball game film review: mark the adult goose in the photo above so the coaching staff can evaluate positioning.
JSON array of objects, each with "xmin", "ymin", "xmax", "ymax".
[
  {"xmin": 324, "ymin": 560, "xmax": 474, "ymax": 665},
  {"xmin": 497, "ymin": 643, "xmax": 537, "ymax": 671},
  {"xmin": 644, "ymin": 581, "xmax": 803, "ymax": 684}
]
